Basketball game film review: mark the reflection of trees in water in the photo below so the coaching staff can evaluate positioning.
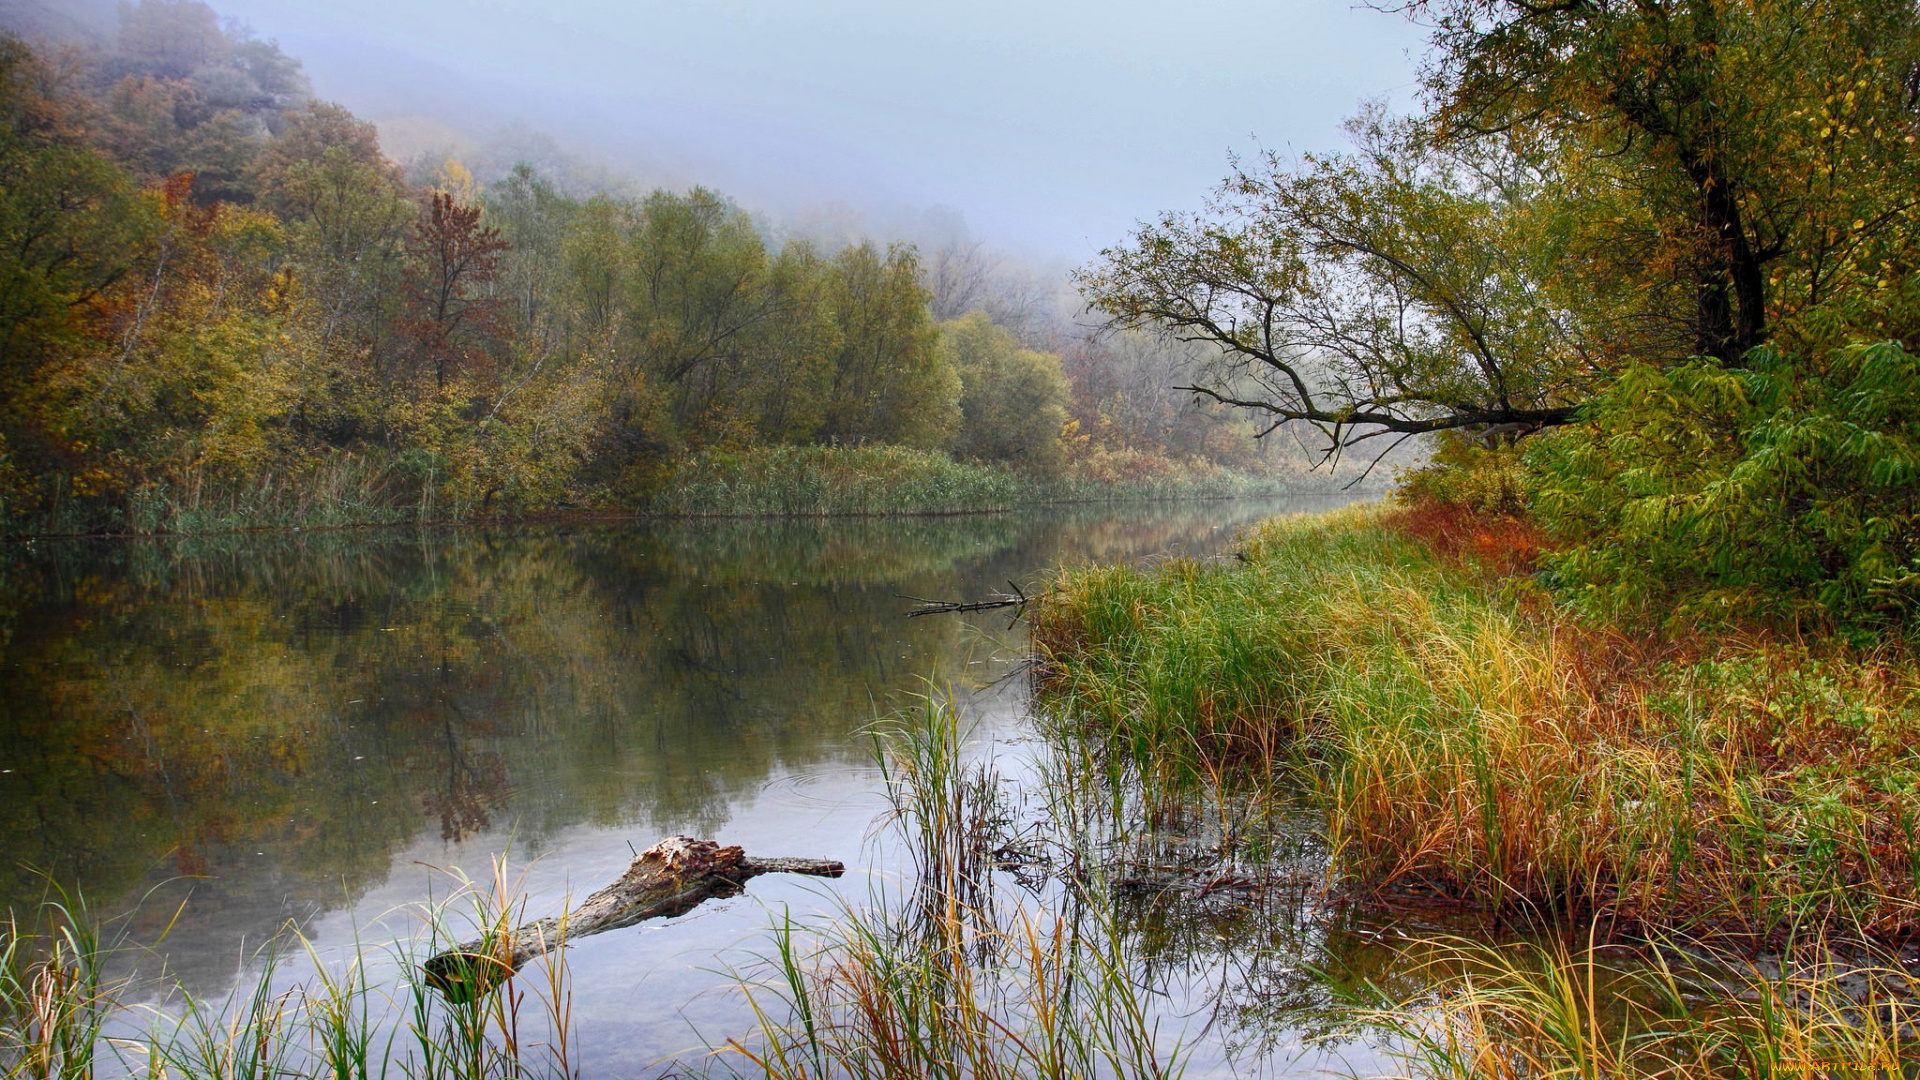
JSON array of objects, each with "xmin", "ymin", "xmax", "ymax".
[
  {"xmin": 425, "ymin": 703, "xmax": 510, "ymax": 844},
  {"xmin": 0, "ymin": 502, "xmax": 1338, "ymax": 993},
  {"xmin": 1026, "ymin": 748, "xmax": 1418, "ymax": 1069}
]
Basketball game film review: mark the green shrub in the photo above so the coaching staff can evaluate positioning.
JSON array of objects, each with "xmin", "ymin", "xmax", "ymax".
[
  {"xmin": 1394, "ymin": 432, "xmax": 1528, "ymax": 515},
  {"xmin": 1526, "ymin": 341, "xmax": 1920, "ymax": 634}
]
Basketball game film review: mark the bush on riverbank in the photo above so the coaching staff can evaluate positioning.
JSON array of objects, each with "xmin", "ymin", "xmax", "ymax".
[
  {"xmin": 1526, "ymin": 342, "xmax": 1920, "ymax": 639},
  {"xmin": 1032, "ymin": 503, "xmax": 1920, "ymax": 945}
]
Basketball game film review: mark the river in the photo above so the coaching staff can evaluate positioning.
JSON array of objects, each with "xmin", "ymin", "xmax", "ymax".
[{"xmin": 0, "ymin": 498, "xmax": 1405, "ymax": 1077}]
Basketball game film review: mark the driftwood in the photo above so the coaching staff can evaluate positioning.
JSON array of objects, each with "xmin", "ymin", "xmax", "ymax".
[
  {"xmin": 899, "ymin": 581, "xmax": 1034, "ymax": 625},
  {"xmin": 423, "ymin": 836, "xmax": 843, "ymax": 1003}
]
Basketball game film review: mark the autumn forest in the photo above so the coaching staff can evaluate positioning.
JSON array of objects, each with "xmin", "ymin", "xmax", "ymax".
[{"xmin": 0, "ymin": 2, "xmax": 1291, "ymax": 537}]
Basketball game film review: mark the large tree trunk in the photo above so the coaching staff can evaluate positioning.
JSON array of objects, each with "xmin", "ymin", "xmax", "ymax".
[{"xmin": 423, "ymin": 836, "xmax": 844, "ymax": 1003}]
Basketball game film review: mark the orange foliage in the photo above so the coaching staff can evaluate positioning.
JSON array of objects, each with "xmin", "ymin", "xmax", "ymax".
[{"xmin": 1387, "ymin": 499, "xmax": 1547, "ymax": 577}]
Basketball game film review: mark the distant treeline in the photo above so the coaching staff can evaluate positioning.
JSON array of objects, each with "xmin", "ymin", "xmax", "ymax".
[{"xmin": 0, "ymin": 2, "xmax": 1288, "ymax": 534}]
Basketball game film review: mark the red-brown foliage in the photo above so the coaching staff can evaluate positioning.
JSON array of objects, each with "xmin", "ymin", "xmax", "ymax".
[{"xmin": 1388, "ymin": 500, "xmax": 1547, "ymax": 577}]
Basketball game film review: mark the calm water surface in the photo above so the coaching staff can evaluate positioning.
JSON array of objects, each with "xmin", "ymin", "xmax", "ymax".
[{"xmin": 0, "ymin": 499, "xmax": 1400, "ymax": 1077}]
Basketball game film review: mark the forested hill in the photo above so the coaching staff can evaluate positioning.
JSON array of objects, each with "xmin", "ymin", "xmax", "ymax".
[{"xmin": 0, "ymin": 1, "xmax": 1300, "ymax": 536}]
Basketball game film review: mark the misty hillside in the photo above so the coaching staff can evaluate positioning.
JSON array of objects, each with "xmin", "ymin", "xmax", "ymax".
[{"xmin": 0, "ymin": 0, "xmax": 1355, "ymax": 537}]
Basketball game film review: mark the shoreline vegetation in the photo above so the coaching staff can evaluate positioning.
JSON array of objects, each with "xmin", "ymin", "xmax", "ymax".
[
  {"xmin": 1023, "ymin": 492, "xmax": 1920, "ymax": 1078},
  {"xmin": 1035, "ymin": 500, "xmax": 1920, "ymax": 947},
  {"xmin": 2, "ymin": 443, "xmax": 1344, "ymax": 539}
]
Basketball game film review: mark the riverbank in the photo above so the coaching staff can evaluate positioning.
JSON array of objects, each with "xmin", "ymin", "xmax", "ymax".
[
  {"xmin": 1026, "ymin": 499, "xmax": 1920, "ymax": 1076},
  {"xmin": 1034, "ymin": 501, "xmax": 1920, "ymax": 943},
  {"xmin": 3, "ymin": 444, "xmax": 1333, "ymax": 538}
]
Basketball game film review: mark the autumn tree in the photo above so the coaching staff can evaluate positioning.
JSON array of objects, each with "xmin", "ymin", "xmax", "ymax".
[
  {"xmin": 0, "ymin": 38, "xmax": 150, "ymax": 371},
  {"xmin": 1416, "ymin": 0, "xmax": 1920, "ymax": 360},
  {"xmin": 1085, "ymin": 0, "xmax": 1920, "ymax": 457},
  {"xmin": 254, "ymin": 101, "xmax": 411, "ymax": 380},
  {"xmin": 400, "ymin": 191, "xmax": 509, "ymax": 392}
]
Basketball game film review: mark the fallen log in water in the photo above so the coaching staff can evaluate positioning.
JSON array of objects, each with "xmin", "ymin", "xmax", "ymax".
[{"xmin": 424, "ymin": 836, "xmax": 844, "ymax": 1002}]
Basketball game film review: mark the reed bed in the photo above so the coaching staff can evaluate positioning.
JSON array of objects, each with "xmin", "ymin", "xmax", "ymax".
[
  {"xmin": 650, "ymin": 444, "xmax": 1303, "ymax": 518},
  {"xmin": 1031, "ymin": 503, "xmax": 1920, "ymax": 946},
  {"xmin": 724, "ymin": 693, "xmax": 1185, "ymax": 1080}
]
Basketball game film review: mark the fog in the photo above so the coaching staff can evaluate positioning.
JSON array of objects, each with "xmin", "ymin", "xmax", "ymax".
[{"xmin": 162, "ymin": 0, "xmax": 1422, "ymax": 262}]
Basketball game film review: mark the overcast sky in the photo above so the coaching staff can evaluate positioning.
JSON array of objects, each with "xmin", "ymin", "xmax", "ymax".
[{"xmin": 209, "ymin": 0, "xmax": 1428, "ymax": 262}]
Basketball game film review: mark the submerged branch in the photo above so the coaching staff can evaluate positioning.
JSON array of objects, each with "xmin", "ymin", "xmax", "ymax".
[{"xmin": 899, "ymin": 581, "xmax": 1033, "ymax": 621}]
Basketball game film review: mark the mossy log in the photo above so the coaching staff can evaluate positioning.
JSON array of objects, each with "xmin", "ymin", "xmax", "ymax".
[{"xmin": 423, "ymin": 836, "xmax": 844, "ymax": 1002}]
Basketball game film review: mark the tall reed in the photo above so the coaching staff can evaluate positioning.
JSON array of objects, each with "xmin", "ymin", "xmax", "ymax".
[
  {"xmin": 1339, "ymin": 930, "xmax": 1917, "ymax": 1080},
  {"xmin": 0, "ymin": 888, "xmax": 123, "ymax": 1080},
  {"xmin": 726, "ymin": 692, "xmax": 1185, "ymax": 1080},
  {"xmin": 0, "ymin": 856, "xmax": 577, "ymax": 1080}
]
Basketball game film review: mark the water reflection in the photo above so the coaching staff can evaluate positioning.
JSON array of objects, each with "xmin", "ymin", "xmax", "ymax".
[{"xmin": 0, "ymin": 499, "xmax": 1348, "ymax": 1008}]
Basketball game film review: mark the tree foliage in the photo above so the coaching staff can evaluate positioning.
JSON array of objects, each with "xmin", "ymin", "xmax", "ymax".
[
  {"xmin": 1419, "ymin": 0, "xmax": 1920, "ymax": 361},
  {"xmin": 940, "ymin": 311, "xmax": 1069, "ymax": 473},
  {"xmin": 1529, "ymin": 341, "xmax": 1920, "ymax": 631},
  {"xmin": 1080, "ymin": 115, "xmax": 1595, "ymax": 451},
  {"xmin": 1085, "ymin": 0, "xmax": 1920, "ymax": 460},
  {"xmin": 0, "ymin": 16, "xmax": 1286, "ymax": 534}
]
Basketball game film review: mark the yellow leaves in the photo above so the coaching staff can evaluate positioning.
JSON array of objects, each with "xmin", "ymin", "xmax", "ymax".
[{"xmin": 433, "ymin": 158, "xmax": 478, "ymax": 206}]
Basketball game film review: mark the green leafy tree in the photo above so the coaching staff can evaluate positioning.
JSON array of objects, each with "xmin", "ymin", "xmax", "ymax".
[
  {"xmin": 562, "ymin": 192, "xmax": 631, "ymax": 343},
  {"xmin": 747, "ymin": 239, "xmax": 841, "ymax": 443},
  {"xmin": 1086, "ymin": 0, "xmax": 1920, "ymax": 460},
  {"xmin": 1418, "ymin": 0, "xmax": 1920, "ymax": 361},
  {"xmin": 1080, "ymin": 114, "xmax": 1593, "ymax": 456},
  {"xmin": 940, "ymin": 311, "xmax": 1069, "ymax": 473},
  {"xmin": 623, "ymin": 187, "xmax": 776, "ymax": 441},
  {"xmin": 486, "ymin": 162, "xmax": 577, "ymax": 347},
  {"xmin": 821, "ymin": 242, "xmax": 957, "ymax": 449},
  {"xmin": 1528, "ymin": 341, "xmax": 1920, "ymax": 631}
]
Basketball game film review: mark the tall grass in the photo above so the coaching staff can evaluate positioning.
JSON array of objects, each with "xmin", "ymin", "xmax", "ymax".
[
  {"xmin": 0, "ymin": 857, "xmax": 576, "ymax": 1080},
  {"xmin": 724, "ymin": 692, "xmax": 1185, "ymax": 1080},
  {"xmin": 1031, "ymin": 503, "xmax": 1920, "ymax": 945},
  {"xmin": 134, "ymin": 453, "xmax": 434, "ymax": 534},
  {"xmin": 1340, "ymin": 930, "xmax": 1917, "ymax": 1080},
  {"xmin": 0, "ymin": 887, "xmax": 121, "ymax": 1080}
]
